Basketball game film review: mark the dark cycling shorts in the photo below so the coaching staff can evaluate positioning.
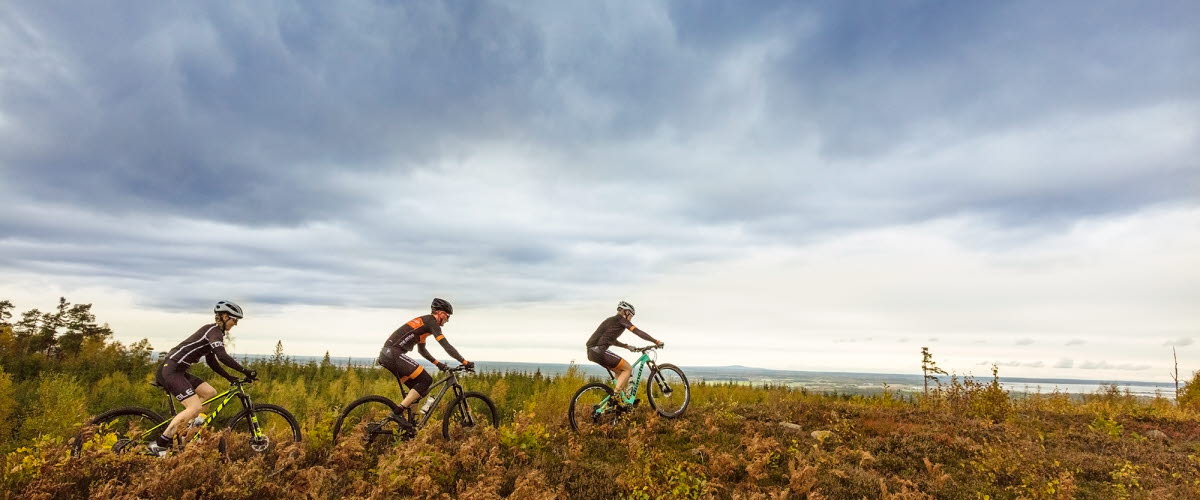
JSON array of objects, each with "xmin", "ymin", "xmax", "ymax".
[
  {"xmin": 378, "ymin": 347, "xmax": 433, "ymax": 396},
  {"xmin": 587, "ymin": 346, "xmax": 626, "ymax": 371},
  {"xmin": 155, "ymin": 362, "xmax": 204, "ymax": 402}
]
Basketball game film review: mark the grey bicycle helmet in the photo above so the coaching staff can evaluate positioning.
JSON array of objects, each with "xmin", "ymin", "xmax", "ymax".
[
  {"xmin": 617, "ymin": 301, "xmax": 635, "ymax": 316},
  {"xmin": 214, "ymin": 300, "xmax": 244, "ymax": 319},
  {"xmin": 431, "ymin": 297, "xmax": 453, "ymax": 314}
]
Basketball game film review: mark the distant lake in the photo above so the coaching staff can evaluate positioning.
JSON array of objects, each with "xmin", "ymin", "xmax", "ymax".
[{"xmin": 229, "ymin": 353, "xmax": 1175, "ymax": 399}]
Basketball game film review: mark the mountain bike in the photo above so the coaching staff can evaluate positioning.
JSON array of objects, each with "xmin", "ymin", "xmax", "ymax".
[
  {"xmin": 71, "ymin": 378, "xmax": 301, "ymax": 457},
  {"xmin": 568, "ymin": 345, "xmax": 690, "ymax": 432},
  {"xmin": 332, "ymin": 365, "xmax": 498, "ymax": 448}
]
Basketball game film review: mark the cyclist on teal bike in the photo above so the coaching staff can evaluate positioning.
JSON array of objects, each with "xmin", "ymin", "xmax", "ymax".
[
  {"xmin": 378, "ymin": 298, "xmax": 474, "ymax": 429},
  {"xmin": 585, "ymin": 301, "xmax": 663, "ymax": 401}
]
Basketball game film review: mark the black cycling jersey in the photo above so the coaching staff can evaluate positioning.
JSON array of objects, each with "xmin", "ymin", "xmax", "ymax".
[
  {"xmin": 383, "ymin": 315, "xmax": 466, "ymax": 365},
  {"xmin": 164, "ymin": 323, "xmax": 250, "ymax": 376},
  {"xmin": 586, "ymin": 314, "xmax": 657, "ymax": 349}
]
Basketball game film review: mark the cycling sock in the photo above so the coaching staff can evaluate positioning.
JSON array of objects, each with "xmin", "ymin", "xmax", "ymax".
[{"xmin": 155, "ymin": 434, "xmax": 172, "ymax": 448}]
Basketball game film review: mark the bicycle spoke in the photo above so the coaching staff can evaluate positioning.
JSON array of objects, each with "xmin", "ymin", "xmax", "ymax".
[
  {"xmin": 570, "ymin": 383, "xmax": 622, "ymax": 433},
  {"xmin": 647, "ymin": 364, "xmax": 690, "ymax": 418},
  {"xmin": 73, "ymin": 407, "xmax": 167, "ymax": 456}
]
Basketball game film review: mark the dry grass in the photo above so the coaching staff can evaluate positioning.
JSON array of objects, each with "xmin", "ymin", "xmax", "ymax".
[{"xmin": 4, "ymin": 368, "xmax": 1200, "ymax": 499}]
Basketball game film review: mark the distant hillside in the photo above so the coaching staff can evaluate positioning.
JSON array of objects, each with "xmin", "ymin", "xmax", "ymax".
[{"xmin": 230, "ymin": 353, "xmax": 1175, "ymax": 396}]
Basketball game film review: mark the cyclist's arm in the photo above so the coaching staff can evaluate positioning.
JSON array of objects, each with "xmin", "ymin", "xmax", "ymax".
[
  {"xmin": 611, "ymin": 340, "xmax": 634, "ymax": 350},
  {"xmin": 618, "ymin": 317, "xmax": 659, "ymax": 345},
  {"xmin": 628, "ymin": 327, "xmax": 658, "ymax": 345},
  {"xmin": 204, "ymin": 353, "xmax": 238, "ymax": 381},
  {"xmin": 417, "ymin": 342, "xmax": 441, "ymax": 365},
  {"xmin": 208, "ymin": 333, "xmax": 251, "ymax": 376},
  {"xmin": 434, "ymin": 334, "xmax": 467, "ymax": 364}
]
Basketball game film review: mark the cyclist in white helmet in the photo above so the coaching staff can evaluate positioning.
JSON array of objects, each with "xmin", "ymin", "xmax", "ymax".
[
  {"xmin": 585, "ymin": 301, "xmax": 663, "ymax": 401},
  {"xmin": 148, "ymin": 301, "xmax": 257, "ymax": 456}
]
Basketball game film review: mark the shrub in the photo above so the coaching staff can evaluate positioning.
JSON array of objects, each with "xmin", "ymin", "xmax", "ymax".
[
  {"xmin": 19, "ymin": 372, "xmax": 88, "ymax": 442},
  {"xmin": 0, "ymin": 367, "xmax": 15, "ymax": 449}
]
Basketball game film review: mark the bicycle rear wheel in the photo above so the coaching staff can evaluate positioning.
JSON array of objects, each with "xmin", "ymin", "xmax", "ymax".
[
  {"xmin": 332, "ymin": 395, "xmax": 408, "ymax": 450},
  {"xmin": 72, "ymin": 406, "xmax": 167, "ymax": 457},
  {"xmin": 647, "ymin": 363, "xmax": 690, "ymax": 418},
  {"xmin": 224, "ymin": 403, "xmax": 302, "ymax": 455},
  {"xmin": 569, "ymin": 383, "xmax": 623, "ymax": 433},
  {"xmin": 441, "ymin": 391, "xmax": 499, "ymax": 440}
]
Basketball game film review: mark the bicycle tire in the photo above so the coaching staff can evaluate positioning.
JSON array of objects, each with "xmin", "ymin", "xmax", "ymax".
[
  {"xmin": 224, "ymin": 403, "xmax": 302, "ymax": 454},
  {"xmin": 332, "ymin": 395, "xmax": 404, "ymax": 445},
  {"xmin": 71, "ymin": 406, "xmax": 167, "ymax": 457},
  {"xmin": 647, "ymin": 363, "xmax": 690, "ymax": 418},
  {"xmin": 441, "ymin": 391, "xmax": 499, "ymax": 440},
  {"xmin": 569, "ymin": 382, "xmax": 623, "ymax": 433}
]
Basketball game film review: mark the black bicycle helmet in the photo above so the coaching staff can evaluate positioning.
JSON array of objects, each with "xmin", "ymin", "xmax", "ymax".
[{"xmin": 431, "ymin": 298, "xmax": 453, "ymax": 314}]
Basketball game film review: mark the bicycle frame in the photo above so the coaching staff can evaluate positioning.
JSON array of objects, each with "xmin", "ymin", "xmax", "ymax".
[
  {"xmin": 139, "ymin": 383, "xmax": 261, "ymax": 444},
  {"xmin": 407, "ymin": 369, "xmax": 468, "ymax": 430},
  {"xmin": 618, "ymin": 351, "xmax": 656, "ymax": 396},
  {"xmin": 599, "ymin": 349, "xmax": 658, "ymax": 407}
]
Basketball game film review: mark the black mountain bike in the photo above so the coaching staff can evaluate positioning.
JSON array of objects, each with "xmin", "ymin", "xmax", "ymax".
[
  {"xmin": 72, "ymin": 378, "xmax": 301, "ymax": 457},
  {"xmin": 333, "ymin": 365, "xmax": 498, "ymax": 447}
]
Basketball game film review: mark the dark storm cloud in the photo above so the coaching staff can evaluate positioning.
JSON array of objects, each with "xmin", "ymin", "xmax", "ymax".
[
  {"xmin": 2, "ymin": 1, "xmax": 550, "ymax": 224},
  {"xmin": 1, "ymin": 0, "xmax": 1198, "ymax": 308}
]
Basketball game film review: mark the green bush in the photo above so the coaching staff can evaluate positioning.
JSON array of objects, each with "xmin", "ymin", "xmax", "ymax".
[
  {"xmin": 20, "ymin": 373, "xmax": 88, "ymax": 442},
  {"xmin": 0, "ymin": 367, "xmax": 15, "ymax": 448}
]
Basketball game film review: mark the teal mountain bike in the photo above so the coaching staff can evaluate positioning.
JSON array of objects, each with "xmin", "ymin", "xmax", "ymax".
[
  {"xmin": 72, "ymin": 378, "xmax": 301, "ymax": 457},
  {"xmin": 569, "ymin": 345, "xmax": 690, "ymax": 432}
]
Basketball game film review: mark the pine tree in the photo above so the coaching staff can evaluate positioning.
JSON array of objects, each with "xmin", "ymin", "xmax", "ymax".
[
  {"xmin": 921, "ymin": 347, "xmax": 948, "ymax": 396},
  {"xmin": 0, "ymin": 300, "xmax": 13, "ymax": 327},
  {"xmin": 272, "ymin": 340, "xmax": 286, "ymax": 365}
]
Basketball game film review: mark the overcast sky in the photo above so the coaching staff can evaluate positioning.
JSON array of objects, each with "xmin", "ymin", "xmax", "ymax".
[{"xmin": 2, "ymin": 1, "xmax": 1197, "ymax": 381}]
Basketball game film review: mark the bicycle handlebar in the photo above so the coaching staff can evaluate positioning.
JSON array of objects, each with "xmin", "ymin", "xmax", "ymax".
[{"xmin": 629, "ymin": 345, "xmax": 662, "ymax": 353}]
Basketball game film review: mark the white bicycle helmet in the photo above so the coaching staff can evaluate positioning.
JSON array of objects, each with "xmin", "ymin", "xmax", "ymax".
[
  {"xmin": 214, "ymin": 300, "xmax": 244, "ymax": 319},
  {"xmin": 617, "ymin": 301, "xmax": 635, "ymax": 316}
]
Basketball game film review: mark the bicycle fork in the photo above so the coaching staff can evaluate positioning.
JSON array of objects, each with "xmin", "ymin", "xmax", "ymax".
[
  {"xmin": 236, "ymin": 393, "xmax": 266, "ymax": 443},
  {"xmin": 449, "ymin": 385, "xmax": 477, "ymax": 427}
]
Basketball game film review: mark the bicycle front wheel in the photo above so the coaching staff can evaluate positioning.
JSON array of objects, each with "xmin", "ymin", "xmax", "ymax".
[
  {"xmin": 569, "ymin": 383, "xmax": 622, "ymax": 433},
  {"xmin": 332, "ymin": 395, "xmax": 406, "ymax": 449},
  {"xmin": 225, "ymin": 403, "xmax": 302, "ymax": 455},
  {"xmin": 72, "ymin": 406, "xmax": 167, "ymax": 457},
  {"xmin": 647, "ymin": 363, "xmax": 690, "ymax": 418},
  {"xmin": 441, "ymin": 391, "xmax": 499, "ymax": 440}
]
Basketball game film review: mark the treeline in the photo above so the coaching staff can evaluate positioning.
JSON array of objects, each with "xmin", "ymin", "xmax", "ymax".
[{"xmin": 0, "ymin": 298, "xmax": 155, "ymax": 382}]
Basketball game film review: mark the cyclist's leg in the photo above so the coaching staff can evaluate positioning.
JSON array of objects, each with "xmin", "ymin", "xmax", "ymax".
[
  {"xmin": 401, "ymin": 370, "xmax": 433, "ymax": 408},
  {"xmin": 382, "ymin": 352, "xmax": 426, "ymax": 409},
  {"xmin": 588, "ymin": 347, "xmax": 630, "ymax": 393},
  {"xmin": 195, "ymin": 381, "xmax": 217, "ymax": 401},
  {"xmin": 162, "ymin": 371, "xmax": 206, "ymax": 440},
  {"xmin": 613, "ymin": 359, "xmax": 632, "ymax": 394},
  {"xmin": 164, "ymin": 394, "xmax": 205, "ymax": 438}
]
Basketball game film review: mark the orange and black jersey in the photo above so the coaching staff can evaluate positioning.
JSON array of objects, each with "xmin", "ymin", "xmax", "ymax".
[
  {"xmin": 383, "ymin": 314, "xmax": 466, "ymax": 365},
  {"xmin": 586, "ymin": 314, "xmax": 657, "ymax": 349}
]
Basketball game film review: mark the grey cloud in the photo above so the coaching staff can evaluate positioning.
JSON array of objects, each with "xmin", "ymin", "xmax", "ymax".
[
  {"xmin": 1054, "ymin": 358, "xmax": 1074, "ymax": 369},
  {"xmin": 1066, "ymin": 339, "xmax": 1086, "ymax": 346},
  {"xmin": 2, "ymin": 1, "xmax": 1198, "ymax": 310},
  {"xmin": 1163, "ymin": 337, "xmax": 1194, "ymax": 347},
  {"xmin": 1015, "ymin": 338, "xmax": 1034, "ymax": 346}
]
